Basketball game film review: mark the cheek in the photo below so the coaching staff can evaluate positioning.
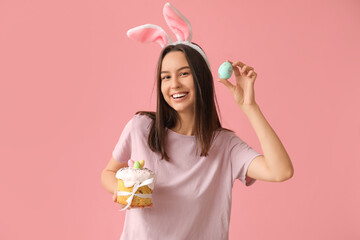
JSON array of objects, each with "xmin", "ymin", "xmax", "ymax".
[
  {"xmin": 189, "ymin": 82, "xmax": 195, "ymax": 94},
  {"xmin": 187, "ymin": 76, "xmax": 195, "ymax": 88},
  {"xmin": 160, "ymin": 84, "xmax": 167, "ymax": 99}
]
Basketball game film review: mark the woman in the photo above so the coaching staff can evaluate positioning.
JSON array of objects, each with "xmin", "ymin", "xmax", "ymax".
[{"xmin": 101, "ymin": 42, "xmax": 294, "ymax": 239}]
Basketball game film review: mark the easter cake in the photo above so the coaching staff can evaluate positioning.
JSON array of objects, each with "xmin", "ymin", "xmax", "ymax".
[{"xmin": 115, "ymin": 160, "xmax": 156, "ymax": 210}]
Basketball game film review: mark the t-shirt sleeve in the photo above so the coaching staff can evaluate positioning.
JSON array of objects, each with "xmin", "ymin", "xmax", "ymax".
[
  {"xmin": 112, "ymin": 117, "xmax": 134, "ymax": 163},
  {"xmin": 228, "ymin": 133, "xmax": 263, "ymax": 186}
]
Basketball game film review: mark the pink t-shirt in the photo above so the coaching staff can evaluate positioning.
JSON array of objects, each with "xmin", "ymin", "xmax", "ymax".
[{"xmin": 112, "ymin": 114, "xmax": 262, "ymax": 240}]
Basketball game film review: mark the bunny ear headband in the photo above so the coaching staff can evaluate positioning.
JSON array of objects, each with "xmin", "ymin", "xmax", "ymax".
[{"xmin": 126, "ymin": 2, "xmax": 211, "ymax": 70}]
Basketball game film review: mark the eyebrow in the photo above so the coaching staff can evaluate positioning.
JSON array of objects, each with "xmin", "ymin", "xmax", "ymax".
[{"xmin": 161, "ymin": 66, "xmax": 190, "ymax": 74}]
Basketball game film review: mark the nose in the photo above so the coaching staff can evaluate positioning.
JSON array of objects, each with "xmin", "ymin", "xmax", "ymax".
[{"xmin": 170, "ymin": 76, "xmax": 181, "ymax": 89}]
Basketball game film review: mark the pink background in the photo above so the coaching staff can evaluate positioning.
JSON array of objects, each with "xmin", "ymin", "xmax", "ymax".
[{"xmin": 1, "ymin": 0, "xmax": 359, "ymax": 239}]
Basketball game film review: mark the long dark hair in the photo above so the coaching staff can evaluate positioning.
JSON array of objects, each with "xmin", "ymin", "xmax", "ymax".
[{"xmin": 137, "ymin": 42, "xmax": 231, "ymax": 161}]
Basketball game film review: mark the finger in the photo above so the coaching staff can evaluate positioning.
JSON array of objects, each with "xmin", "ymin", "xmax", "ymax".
[
  {"xmin": 233, "ymin": 61, "xmax": 254, "ymax": 72},
  {"xmin": 217, "ymin": 78, "xmax": 235, "ymax": 92},
  {"xmin": 251, "ymin": 72, "xmax": 258, "ymax": 80},
  {"xmin": 113, "ymin": 188, "xmax": 118, "ymax": 202},
  {"xmin": 232, "ymin": 61, "xmax": 245, "ymax": 68},
  {"xmin": 231, "ymin": 63, "xmax": 241, "ymax": 77},
  {"xmin": 247, "ymin": 70, "xmax": 254, "ymax": 77},
  {"xmin": 243, "ymin": 65, "xmax": 255, "ymax": 75},
  {"xmin": 241, "ymin": 65, "xmax": 249, "ymax": 75},
  {"xmin": 231, "ymin": 61, "xmax": 243, "ymax": 76},
  {"xmin": 232, "ymin": 61, "xmax": 253, "ymax": 76}
]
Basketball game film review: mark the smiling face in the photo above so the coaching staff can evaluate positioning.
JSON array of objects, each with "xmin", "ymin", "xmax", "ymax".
[{"xmin": 160, "ymin": 51, "xmax": 196, "ymax": 115}]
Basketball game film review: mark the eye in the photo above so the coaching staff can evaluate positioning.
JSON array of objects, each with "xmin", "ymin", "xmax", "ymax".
[
  {"xmin": 162, "ymin": 75, "xmax": 170, "ymax": 80},
  {"xmin": 180, "ymin": 72, "xmax": 189, "ymax": 76}
]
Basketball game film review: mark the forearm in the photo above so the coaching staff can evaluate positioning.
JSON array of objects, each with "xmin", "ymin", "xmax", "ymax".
[
  {"xmin": 101, "ymin": 170, "xmax": 118, "ymax": 194},
  {"xmin": 242, "ymin": 104, "xmax": 294, "ymax": 179}
]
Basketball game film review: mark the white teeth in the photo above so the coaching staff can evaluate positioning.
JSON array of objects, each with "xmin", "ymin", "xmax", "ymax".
[{"xmin": 172, "ymin": 93, "xmax": 187, "ymax": 99}]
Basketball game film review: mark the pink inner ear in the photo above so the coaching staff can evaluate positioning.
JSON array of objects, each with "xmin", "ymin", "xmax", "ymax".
[
  {"xmin": 127, "ymin": 25, "xmax": 170, "ymax": 48},
  {"xmin": 163, "ymin": 3, "xmax": 191, "ymax": 42}
]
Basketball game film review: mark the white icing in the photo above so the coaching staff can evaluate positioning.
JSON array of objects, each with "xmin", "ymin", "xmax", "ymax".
[{"xmin": 116, "ymin": 167, "xmax": 156, "ymax": 189}]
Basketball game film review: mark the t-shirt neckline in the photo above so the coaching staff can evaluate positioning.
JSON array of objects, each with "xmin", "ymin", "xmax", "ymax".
[{"xmin": 166, "ymin": 127, "xmax": 195, "ymax": 138}]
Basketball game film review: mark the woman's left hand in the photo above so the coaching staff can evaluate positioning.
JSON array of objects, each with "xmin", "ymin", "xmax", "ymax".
[{"xmin": 218, "ymin": 60, "xmax": 258, "ymax": 110}]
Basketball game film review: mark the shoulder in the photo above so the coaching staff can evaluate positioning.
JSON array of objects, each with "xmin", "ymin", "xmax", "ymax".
[
  {"xmin": 128, "ymin": 112, "xmax": 154, "ymax": 131},
  {"xmin": 213, "ymin": 129, "xmax": 245, "ymax": 147},
  {"xmin": 133, "ymin": 112, "xmax": 153, "ymax": 123},
  {"xmin": 214, "ymin": 128, "xmax": 236, "ymax": 141}
]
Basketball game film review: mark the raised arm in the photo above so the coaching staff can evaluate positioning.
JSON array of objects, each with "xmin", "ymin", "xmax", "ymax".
[
  {"xmin": 243, "ymin": 104, "xmax": 293, "ymax": 182},
  {"xmin": 218, "ymin": 60, "xmax": 294, "ymax": 182}
]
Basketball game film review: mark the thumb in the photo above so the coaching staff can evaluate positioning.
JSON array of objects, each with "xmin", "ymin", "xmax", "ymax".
[{"xmin": 217, "ymin": 78, "xmax": 234, "ymax": 92}]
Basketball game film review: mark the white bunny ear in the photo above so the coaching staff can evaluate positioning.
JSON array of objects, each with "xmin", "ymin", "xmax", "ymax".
[
  {"xmin": 163, "ymin": 2, "xmax": 192, "ymax": 42},
  {"xmin": 127, "ymin": 24, "xmax": 173, "ymax": 48}
]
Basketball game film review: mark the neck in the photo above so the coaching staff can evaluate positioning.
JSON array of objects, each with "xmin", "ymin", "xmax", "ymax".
[{"xmin": 171, "ymin": 112, "xmax": 195, "ymax": 136}]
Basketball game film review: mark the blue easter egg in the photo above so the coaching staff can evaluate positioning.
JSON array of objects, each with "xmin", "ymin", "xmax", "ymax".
[{"xmin": 218, "ymin": 62, "xmax": 233, "ymax": 80}]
